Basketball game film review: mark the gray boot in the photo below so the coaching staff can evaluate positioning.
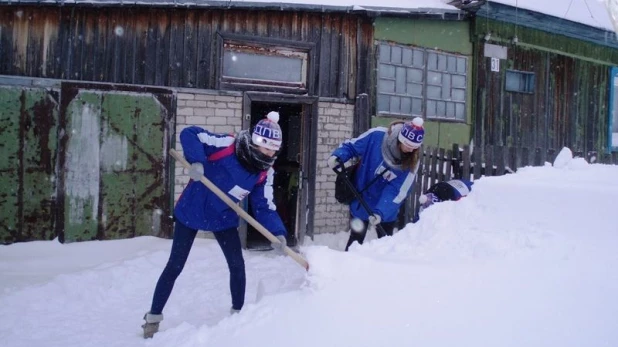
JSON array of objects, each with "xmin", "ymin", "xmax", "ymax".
[
  {"xmin": 142, "ymin": 312, "xmax": 163, "ymax": 339},
  {"xmin": 230, "ymin": 307, "xmax": 241, "ymax": 315}
]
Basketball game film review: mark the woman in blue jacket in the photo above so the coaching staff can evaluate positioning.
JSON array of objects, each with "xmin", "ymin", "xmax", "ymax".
[
  {"xmin": 142, "ymin": 112, "xmax": 287, "ymax": 338},
  {"xmin": 327, "ymin": 117, "xmax": 425, "ymax": 251}
]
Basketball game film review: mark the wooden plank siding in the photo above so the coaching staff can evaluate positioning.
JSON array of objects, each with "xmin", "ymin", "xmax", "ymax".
[
  {"xmin": 473, "ymin": 19, "xmax": 615, "ymax": 156},
  {"xmin": 0, "ymin": 5, "xmax": 373, "ymax": 99}
]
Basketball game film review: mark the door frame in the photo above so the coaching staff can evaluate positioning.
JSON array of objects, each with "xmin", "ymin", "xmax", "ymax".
[{"xmin": 241, "ymin": 91, "xmax": 318, "ymax": 247}]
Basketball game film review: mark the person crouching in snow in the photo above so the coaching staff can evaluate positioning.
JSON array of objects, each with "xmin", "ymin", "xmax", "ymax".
[
  {"xmin": 327, "ymin": 117, "xmax": 424, "ymax": 251},
  {"xmin": 416, "ymin": 179, "xmax": 473, "ymax": 220},
  {"xmin": 142, "ymin": 111, "xmax": 288, "ymax": 338}
]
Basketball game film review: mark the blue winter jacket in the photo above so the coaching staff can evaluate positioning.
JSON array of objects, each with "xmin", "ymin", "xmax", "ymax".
[
  {"xmin": 332, "ymin": 127, "xmax": 417, "ymax": 223},
  {"xmin": 174, "ymin": 126, "xmax": 286, "ymax": 236}
]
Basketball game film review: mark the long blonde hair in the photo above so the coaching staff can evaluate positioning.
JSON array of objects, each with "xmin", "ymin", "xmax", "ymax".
[{"xmin": 388, "ymin": 120, "xmax": 422, "ymax": 172}]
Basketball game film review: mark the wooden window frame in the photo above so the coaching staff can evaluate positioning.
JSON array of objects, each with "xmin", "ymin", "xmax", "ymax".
[
  {"xmin": 505, "ymin": 69, "xmax": 536, "ymax": 94},
  {"xmin": 376, "ymin": 42, "xmax": 468, "ymax": 122},
  {"xmin": 216, "ymin": 33, "xmax": 316, "ymax": 95}
]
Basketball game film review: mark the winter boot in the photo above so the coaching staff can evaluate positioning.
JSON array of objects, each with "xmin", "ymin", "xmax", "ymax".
[
  {"xmin": 230, "ymin": 307, "xmax": 241, "ymax": 315},
  {"xmin": 142, "ymin": 312, "xmax": 163, "ymax": 339}
]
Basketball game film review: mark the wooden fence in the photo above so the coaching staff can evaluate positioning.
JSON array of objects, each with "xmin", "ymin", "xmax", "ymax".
[{"xmin": 400, "ymin": 145, "xmax": 618, "ymax": 225}]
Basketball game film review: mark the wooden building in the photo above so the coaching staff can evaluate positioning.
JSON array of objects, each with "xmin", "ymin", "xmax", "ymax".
[
  {"xmin": 472, "ymin": 1, "xmax": 618, "ymax": 158},
  {"xmin": 0, "ymin": 0, "xmax": 465, "ymax": 244}
]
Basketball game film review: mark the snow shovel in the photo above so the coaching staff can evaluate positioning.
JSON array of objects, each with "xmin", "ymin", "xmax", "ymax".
[
  {"xmin": 169, "ymin": 149, "xmax": 309, "ymax": 271},
  {"xmin": 332, "ymin": 162, "xmax": 387, "ymax": 238}
]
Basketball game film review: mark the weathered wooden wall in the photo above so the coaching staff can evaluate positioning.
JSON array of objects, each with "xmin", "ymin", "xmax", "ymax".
[
  {"xmin": 473, "ymin": 18, "xmax": 616, "ymax": 155},
  {"xmin": 0, "ymin": 5, "xmax": 373, "ymax": 99}
]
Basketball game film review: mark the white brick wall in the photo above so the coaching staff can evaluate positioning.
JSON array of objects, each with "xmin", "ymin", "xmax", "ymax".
[
  {"xmin": 172, "ymin": 91, "xmax": 354, "ymax": 236},
  {"xmin": 173, "ymin": 91, "xmax": 243, "ymax": 203},
  {"xmin": 313, "ymin": 101, "xmax": 355, "ymax": 234}
]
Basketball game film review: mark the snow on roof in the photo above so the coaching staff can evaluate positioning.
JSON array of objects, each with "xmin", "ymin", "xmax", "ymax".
[
  {"xmin": 2, "ymin": 0, "xmax": 461, "ymax": 14},
  {"xmin": 221, "ymin": 0, "xmax": 458, "ymax": 10},
  {"xmin": 489, "ymin": 0, "xmax": 615, "ymax": 32}
]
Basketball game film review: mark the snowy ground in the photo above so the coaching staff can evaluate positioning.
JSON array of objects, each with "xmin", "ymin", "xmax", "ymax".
[{"xmin": 1, "ymin": 148, "xmax": 617, "ymax": 347}]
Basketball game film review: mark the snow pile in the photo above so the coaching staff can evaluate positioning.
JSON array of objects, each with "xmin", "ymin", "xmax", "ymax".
[{"xmin": 1, "ymin": 154, "xmax": 617, "ymax": 347}]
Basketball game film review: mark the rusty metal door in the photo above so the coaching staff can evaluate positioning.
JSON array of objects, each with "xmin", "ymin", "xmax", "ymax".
[
  {"xmin": 56, "ymin": 83, "xmax": 175, "ymax": 242},
  {"xmin": 0, "ymin": 86, "xmax": 59, "ymax": 244}
]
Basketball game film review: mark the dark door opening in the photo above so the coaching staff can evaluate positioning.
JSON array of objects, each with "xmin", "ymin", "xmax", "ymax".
[{"xmin": 247, "ymin": 102, "xmax": 303, "ymax": 250}]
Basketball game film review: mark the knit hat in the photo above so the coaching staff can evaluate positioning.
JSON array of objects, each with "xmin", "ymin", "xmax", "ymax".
[
  {"xmin": 252, "ymin": 111, "xmax": 283, "ymax": 151},
  {"xmin": 398, "ymin": 117, "xmax": 424, "ymax": 149}
]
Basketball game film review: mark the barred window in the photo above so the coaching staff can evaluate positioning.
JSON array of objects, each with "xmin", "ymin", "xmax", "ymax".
[{"xmin": 377, "ymin": 43, "xmax": 468, "ymax": 121}]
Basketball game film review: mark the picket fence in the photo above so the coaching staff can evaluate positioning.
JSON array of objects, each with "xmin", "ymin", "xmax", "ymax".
[{"xmin": 401, "ymin": 144, "xmax": 618, "ymax": 224}]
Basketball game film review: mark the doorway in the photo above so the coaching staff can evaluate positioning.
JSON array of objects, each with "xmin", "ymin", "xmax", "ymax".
[{"xmin": 246, "ymin": 102, "xmax": 303, "ymax": 249}]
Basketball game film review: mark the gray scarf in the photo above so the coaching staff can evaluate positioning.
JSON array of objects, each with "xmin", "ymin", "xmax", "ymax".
[
  {"xmin": 381, "ymin": 123, "xmax": 404, "ymax": 171},
  {"xmin": 235, "ymin": 130, "xmax": 276, "ymax": 173}
]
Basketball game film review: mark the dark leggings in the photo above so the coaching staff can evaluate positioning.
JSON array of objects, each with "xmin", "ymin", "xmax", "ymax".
[
  {"xmin": 345, "ymin": 220, "xmax": 396, "ymax": 252},
  {"xmin": 149, "ymin": 221, "xmax": 246, "ymax": 314}
]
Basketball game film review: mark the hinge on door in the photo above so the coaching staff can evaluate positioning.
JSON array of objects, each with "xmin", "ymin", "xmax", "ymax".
[{"xmin": 298, "ymin": 170, "xmax": 303, "ymax": 191}]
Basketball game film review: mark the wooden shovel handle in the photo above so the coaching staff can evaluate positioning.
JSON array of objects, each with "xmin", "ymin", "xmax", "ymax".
[{"xmin": 169, "ymin": 149, "xmax": 309, "ymax": 271}]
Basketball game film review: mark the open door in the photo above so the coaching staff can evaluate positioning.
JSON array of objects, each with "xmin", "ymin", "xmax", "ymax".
[{"xmin": 241, "ymin": 93, "xmax": 317, "ymax": 250}]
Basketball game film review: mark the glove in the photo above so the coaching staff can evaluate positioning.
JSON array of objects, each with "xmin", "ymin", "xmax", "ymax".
[
  {"xmin": 419, "ymin": 193, "xmax": 439, "ymax": 209},
  {"xmin": 327, "ymin": 156, "xmax": 341, "ymax": 171},
  {"xmin": 368, "ymin": 214, "xmax": 381, "ymax": 226},
  {"xmin": 188, "ymin": 162, "xmax": 204, "ymax": 181},
  {"xmin": 271, "ymin": 235, "xmax": 287, "ymax": 253}
]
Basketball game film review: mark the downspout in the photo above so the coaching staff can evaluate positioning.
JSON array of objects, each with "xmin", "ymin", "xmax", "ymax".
[{"xmin": 544, "ymin": 52, "xmax": 550, "ymax": 151}]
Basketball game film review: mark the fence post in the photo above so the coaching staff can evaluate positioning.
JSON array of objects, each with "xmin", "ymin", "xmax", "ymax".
[
  {"xmin": 452, "ymin": 144, "xmax": 461, "ymax": 179},
  {"xmin": 534, "ymin": 148, "xmax": 543, "ymax": 166},
  {"xmin": 445, "ymin": 148, "xmax": 453, "ymax": 181},
  {"xmin": 484, "ymin": 145, "xmax": 493, "ymax": 177},
  {"xmin": 495, "ymin": 146, "xmax": 505, "ymax": 176},
  {"xmin": 462, "ymin": 145, "xmax": 471, "ymax": 181},
  {"xmin": 437, "ymin": 148, "xmax": 446, "ymax": 181},
  {"xmin": 473, "ymin": 146, "xmax": 482, "ymax": 179},
  {"xmin": 547, "ymin": 148, "xmax": 556, "ymax": 165},
  {"xmin": 429, "ymin": 147, "xmax": 439, "ymax": 187},
  {"xmin": 508, "ymin": 146, "xmax": 517, "ymax": 173},
  {"xmin": 521, "ymin": 147, "xmax": 530, "ymax": 167}
]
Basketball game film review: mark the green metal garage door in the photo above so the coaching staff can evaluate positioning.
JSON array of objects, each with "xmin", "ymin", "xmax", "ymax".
[
  {"xmin": 0, "ymin": 86, "xmax": 58, "ymax": 243},
  {"xmin": 56, "ymin": 83, "xmax": 174, "ymax": 243}
]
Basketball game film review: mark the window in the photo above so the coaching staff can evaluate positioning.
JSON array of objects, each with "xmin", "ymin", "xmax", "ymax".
[
  {"xmin": 505, "ymin": 70, "xmax": 535, "ymax": 93},
  {"xmin": 609, "ymin": 67, "xmax": 618, "ymax": 151},
  {"xmin": 218, "ymin": 34, "xmax": 314, "ymax": 93},
  {"xmin": 376, "ymin": 43, "xmax": 468, "ymax": 121}
]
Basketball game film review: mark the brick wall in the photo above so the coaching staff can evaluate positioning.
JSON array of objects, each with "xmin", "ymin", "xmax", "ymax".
[
  {"xmin": 173, "ymin": 90, "xmax": 244, "ymax": 203},
  {"xmin": 313, "ymin": 101, "xmax": 355, "ymax": 234},
  {"xmin": 172, "ymin": 90, "xmax": 354, "ymax": 236}
]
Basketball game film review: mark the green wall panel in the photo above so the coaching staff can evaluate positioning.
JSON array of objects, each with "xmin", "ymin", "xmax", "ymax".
[
  {"xmin": 373, "ymin": 18, "xmax": 473, "ymax": 148},
  {"xmin": 62, "ymin": 90, "xmax": 169, "ymax": 242},
  {"xmin": 63, "ymin": 92, "xmax": 103, "ymax": 241},
  {"xmin": 371, "ymin": 117, "xmax": 470, "ymax": 148},
  {"xmin": 0, "ymin": 86, "xmax": 58, "ymax": 243},
  {"xmin": 374, "ymin": 18, "xmax": 472, "ymax": 55},
  {"xmin": 0, "ymin": 88, "xmax": 22, "ymax": 242}
]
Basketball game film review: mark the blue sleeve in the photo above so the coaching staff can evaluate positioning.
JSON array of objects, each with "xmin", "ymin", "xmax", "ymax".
[
  {"xmin": 180, "ymin": 126, "xmax": 235, "ymax": 164},
  {"xmin": 249, "ymin": 168, "xmax": 287, "ymax": 237},
  {"xmin": 332, "ymin": 128, "xmax": 384, "ymax": 163}
]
